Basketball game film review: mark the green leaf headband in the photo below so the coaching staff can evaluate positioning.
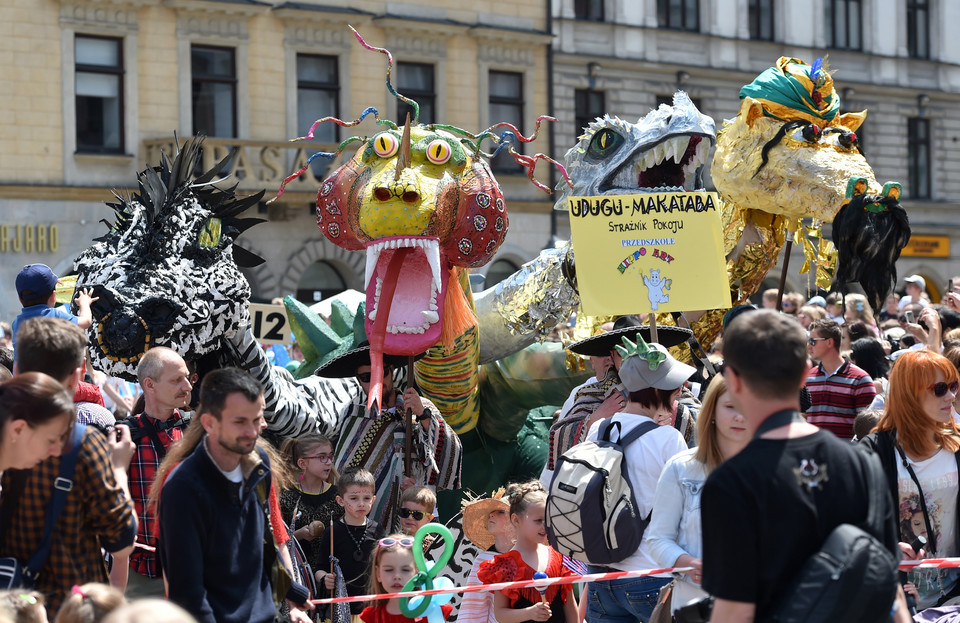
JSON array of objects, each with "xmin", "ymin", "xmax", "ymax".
[{"xmin": 615, "ymin": 334, "xmax": 666, "ymax": 371}]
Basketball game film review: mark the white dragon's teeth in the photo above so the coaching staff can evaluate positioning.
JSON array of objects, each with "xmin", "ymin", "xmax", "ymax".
[
  {"xmin": 673, "ymin": 136, "xmax": 690, "ymax": 163},
  {"xmin": 421, "ymin": 310, "xmax": 439, "ymax": 324},
  {"xmin": 369, "ymin": 309, "xmax": 377, "ymax": 321}
]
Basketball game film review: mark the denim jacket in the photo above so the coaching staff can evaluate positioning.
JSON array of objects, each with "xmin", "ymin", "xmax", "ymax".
[{"xmin": 643, "ymin": 448, "xmax": 707, "ymax": 571}]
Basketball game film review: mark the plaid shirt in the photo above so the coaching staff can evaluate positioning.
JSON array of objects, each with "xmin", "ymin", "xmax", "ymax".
[
  {"xmin": 127, "ymin": 411, "xmax": 187, "ymax": 579},
  {"xmin": 0, "ymin": 427, "xmax": 136, "ymax": 612}
]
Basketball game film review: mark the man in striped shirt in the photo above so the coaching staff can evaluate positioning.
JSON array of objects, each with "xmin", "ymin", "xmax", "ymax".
[{"xmin": 805, "ymin": 319, "xmax": 876, "ymax": 438}]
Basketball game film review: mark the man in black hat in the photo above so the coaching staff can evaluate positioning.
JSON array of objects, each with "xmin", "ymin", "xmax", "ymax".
[
  {"xmin": 541, "ymin": 316, "xmax": 696, "ymax": 485},
  {"xmin": 316, "ymin": 345, "xmax": 461, "ymax": 529}
]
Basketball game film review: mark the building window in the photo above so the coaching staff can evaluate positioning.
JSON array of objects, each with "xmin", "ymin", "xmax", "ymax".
[
  {"xmin": 296, "ymin": 260, "xmax": 346, "ymax": 304},
  {"xmin": 826, "ymin": 0, "xmax": 862, "ymax": 50},
  {"xmin": 574, "ymin": 0, "xmax": 604, "ymax": 21},
  {"xmin": 907, "ymin": 118, "xmax": 931, "ymax": 199},
  {"xmin": 658, "ymin": 0, "xmax": 699, "ymax": 32},
  {"xmin": 297, "ymin": 54, "xmax": 339, "ymax": 177},
  {"xmin": 907, "ymin": 0, "xmax": 930, "ymax": 59},
  {"xmin": 489, "ymin": 70, "xmax": 524, "ymax": 173},
  {"xmin": 297, "ymin": 54, "xmax": 339, "ymax": 142},
  {"xmin": 575, "ymin": 89, "xmax": 606, "ymax": 141},
  {"xmin": 192, "ymin": 45, "xmax": 236, "ymax": 138},
  {"xmin": 748, "ymin": 0, "xmax": 774, "ymax": 41},
  {"xmin": 75, "ymin": 35, "xmax": 124, "ymax": 153},
  {"xmin": 396, "ymin": 62, "xmax": 434, "ymax": 126}
]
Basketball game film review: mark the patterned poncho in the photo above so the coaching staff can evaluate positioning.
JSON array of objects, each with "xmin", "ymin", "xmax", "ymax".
[{"xmin": 333, "ymin": 392, "xmax": 461, "ymax": 529}]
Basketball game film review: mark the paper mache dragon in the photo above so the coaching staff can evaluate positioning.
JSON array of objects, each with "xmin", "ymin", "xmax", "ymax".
[
  {"xmin": 73, "ymin": 29, "xmax": 588, "ymax": 505},
  {"xmin": 555, "ymin": 56, "xmax": 911, "ymax": 351}
]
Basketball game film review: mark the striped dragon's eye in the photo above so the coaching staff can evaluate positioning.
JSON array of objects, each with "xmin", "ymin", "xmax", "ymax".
[
  {"xmin": 372, "ymin": 133, "xmax": 400, "ymax": 158},
  {"xmin": 425, "ymin": 139, "xmax": 452, "ymax": 165}
]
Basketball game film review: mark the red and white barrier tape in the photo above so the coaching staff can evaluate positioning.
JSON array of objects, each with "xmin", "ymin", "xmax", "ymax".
[
  {"xmin": 308, "ymin": 557, "xmax": 960, "ymax": 606},
  {"xmin": 309, "ymin": 566, "xmax": 690, "ymax": 606},
  {"xmin": 900, "ymin": 558, "xmax": 960, "ymax": 570}
]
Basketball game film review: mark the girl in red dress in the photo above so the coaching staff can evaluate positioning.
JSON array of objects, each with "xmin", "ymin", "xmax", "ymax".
[
  {"xmin": 359, "ymin": 534, "xmax": 454, "ymax": 623},
  {"xmin": 478, "ymin": 481, "xmax": 578, "ymax": 623}
]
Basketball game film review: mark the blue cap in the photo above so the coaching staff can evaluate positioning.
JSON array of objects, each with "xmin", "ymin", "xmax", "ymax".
[
  {"xmin": 807, "ymin": 295, "xmax": 826, "ymax": 308},
  {"xmin": 16, "ymin": 264, "xmax": 58, "ymax": 299}
]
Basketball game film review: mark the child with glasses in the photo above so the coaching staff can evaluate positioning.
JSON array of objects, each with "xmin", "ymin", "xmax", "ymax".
[
  {"xmin": 280, "ymin": 434, "xmax": 343, "ymax": 566},
  {"xmin": 315, "ymin": 468, "xmax": 385, "ymax": 620},
  {"xmin": 359, "ymin": 535, "xmax": 453, "ymax": 623},
  {"xmin": 398, "ymin": 486, "xmax": 436, "ymax": 540}
]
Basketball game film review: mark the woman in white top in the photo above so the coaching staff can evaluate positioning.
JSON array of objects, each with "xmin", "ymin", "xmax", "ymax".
[
  {"xmin": 861, "ymin": 349, "xmax": 960, "ymax": 610},
  {"xmin": 644, "ymin": 374, "xmax": 751, "ymax": 612}
]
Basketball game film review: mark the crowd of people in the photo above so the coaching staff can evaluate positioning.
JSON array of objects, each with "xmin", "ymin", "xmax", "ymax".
[{"xmin": 2, "ymin": 261, "xmax": 960, "ymax": 623}]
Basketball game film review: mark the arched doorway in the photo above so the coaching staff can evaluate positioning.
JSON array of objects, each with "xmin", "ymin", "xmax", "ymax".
[
  {"xmin": 296, "ymin": 260, "xmax": 346, "ymax": 304},
  {"xmin": 483, "ymin": 258, "xmax": 520, "ymax": 288}
]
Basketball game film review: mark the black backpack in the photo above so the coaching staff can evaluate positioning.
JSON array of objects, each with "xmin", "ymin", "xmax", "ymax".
[{"xmin": 767, "ymin": 447, "xmax": 899, "ymax": 623}]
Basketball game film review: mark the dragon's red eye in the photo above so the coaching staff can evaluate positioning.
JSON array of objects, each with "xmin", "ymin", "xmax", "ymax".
[{"xmin": 373, "ymin": 133, "xmax": 399, "ymax": 158}]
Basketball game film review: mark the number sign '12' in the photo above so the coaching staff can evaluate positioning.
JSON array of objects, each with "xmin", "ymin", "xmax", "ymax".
[{"xmin": 249, "ymin": 303, "xmax": 291, "ymax": 345}]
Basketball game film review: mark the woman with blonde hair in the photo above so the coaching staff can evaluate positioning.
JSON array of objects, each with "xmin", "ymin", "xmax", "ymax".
[
  {"xmin": 844, "ymin": 293, "xmax": 880, "ymax": 336},
  {"xmin": 644, "ymin": 374, "xmax": 751, "ymax": 614},
  {"xmin": 861, "ymin": 350, "xmax": 960, "ymax": 610}
]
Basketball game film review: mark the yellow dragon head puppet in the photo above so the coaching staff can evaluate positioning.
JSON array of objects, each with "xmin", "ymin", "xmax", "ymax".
[
  {"xmin": 275, "ymin": 28, "xmax": 570, "ymax": 413},
  {"xmin": 713, "ymin": 56, "xmax": 910, "ymax": 311}
]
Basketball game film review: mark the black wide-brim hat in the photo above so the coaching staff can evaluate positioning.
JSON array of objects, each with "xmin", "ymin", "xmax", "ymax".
[
  {"xmin": 567, "ymin": 316, "xmax": 693, "ymax": 356},
  {"xmin": 314, "ymin": 342, "xmax": 425, "ymax": 378}
]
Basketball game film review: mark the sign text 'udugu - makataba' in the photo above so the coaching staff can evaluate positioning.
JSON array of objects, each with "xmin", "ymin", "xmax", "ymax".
[{"xmin": 567, "ymin": 192, "xmax": 730, "ymax": 316}]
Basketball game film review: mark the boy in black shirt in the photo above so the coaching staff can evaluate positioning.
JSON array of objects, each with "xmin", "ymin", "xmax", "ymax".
[
  {"xmin": 702, "ymin": 310, "xmax": 910, "ymax": 623},
  {"xmin": 315, "ymin": 468, "xmax": 385, "ymax": 616}
]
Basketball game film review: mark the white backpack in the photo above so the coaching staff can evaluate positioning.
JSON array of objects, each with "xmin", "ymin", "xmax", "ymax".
[{"xmin": 545, "ymin": 419, "xmax": 657, "ymax": 565}]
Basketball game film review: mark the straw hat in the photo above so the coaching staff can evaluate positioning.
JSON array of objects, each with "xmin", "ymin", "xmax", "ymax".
[
  {"xmin": 567, "ymin": 316, "xmax": 692, "ymax": 356},
  {"xmin": 461, "ymin": 488, "xmax": 509, "ymax": 551}
]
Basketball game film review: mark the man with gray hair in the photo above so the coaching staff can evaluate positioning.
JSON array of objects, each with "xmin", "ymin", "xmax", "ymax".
[{"xmin": 123, "ymin": 346, "xmax": 193, "ymax": 598}]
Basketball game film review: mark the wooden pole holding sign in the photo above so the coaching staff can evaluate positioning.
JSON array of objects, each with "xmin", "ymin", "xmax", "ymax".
[
  {"xmin": 648, "ymin": 313, "xmax": 659, "ymax": 344},
  {"xmin": 775, "ymin": 230, "xmax": 794, "ymax": 313},
  {"xmin": 403, "ymin": 355, "xmax": 416, "ymax": 476}
]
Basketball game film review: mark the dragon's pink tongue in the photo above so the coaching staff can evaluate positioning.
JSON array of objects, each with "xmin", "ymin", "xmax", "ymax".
[{"xmin": 367, "ymin": 248, "xmax": 410, "ymax": 413}]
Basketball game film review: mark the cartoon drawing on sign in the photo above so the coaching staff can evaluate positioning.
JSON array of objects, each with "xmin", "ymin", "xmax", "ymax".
[{"xmin": 643, "ymin": 269, "xmax": 671, "ymax": 310}]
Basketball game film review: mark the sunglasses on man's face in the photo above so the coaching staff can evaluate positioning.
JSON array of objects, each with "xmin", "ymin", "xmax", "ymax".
[
  {"xmin": 808, "ymin": 337, "xmax": 829, "ymax": 346},
  {"xmin": 929, "ymin": 381, "xmax": 960, "ymax": 398},
  {"xmin": 398, "ymin": 508, "xmax": 428, "ymax": 521},
  {"xmin": 357, "ymin": 366, "xmax": 393, "ymax": 383}
]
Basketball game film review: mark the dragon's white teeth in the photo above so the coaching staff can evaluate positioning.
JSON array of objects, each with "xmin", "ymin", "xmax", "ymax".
[
  {"xmin": 364, "ymin": 245, "xmax": 379, "ymax": 291},
  {"xmin": 421, "ymin": 310, "xmax": 439, "ymax": 324},
  {"xmin": 424, "ymin": 239, "xmax": 442, "ymax": 293},
  {"xmin": 665, "ymin": 140, "xmax": 676, "ymax": 164},
  {"xmin": 673, "ymin": 136, "xmax": 690, "ymax": 163},
  {"xmin": 369, "ymin": 309, "xmax": 377, "ymax": 321}
]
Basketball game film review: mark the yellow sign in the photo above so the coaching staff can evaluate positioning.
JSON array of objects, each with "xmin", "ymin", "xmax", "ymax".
[
  {"xmin": 568, "ymin": 192, "xmax": 730, "ymax": 315},
  {"xmin": 249, "ymin": 303, "xmax": 292, "ymax": 345},
  {"xmin": 55, "ymin": 275, "xmax": 78, "ymax": 305},
  {"xmin": 901, "ymin": 235, "xmax": 950, "ymax": 258}
]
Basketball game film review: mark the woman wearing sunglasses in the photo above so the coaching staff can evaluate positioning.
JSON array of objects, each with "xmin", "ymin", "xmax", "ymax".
[{"xmin": 861, "ymin": 349, "xmax": 960, "ymax": 611}]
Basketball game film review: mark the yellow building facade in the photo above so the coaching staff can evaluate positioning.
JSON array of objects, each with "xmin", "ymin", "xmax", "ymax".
[{"xmin": 0, "ymin": 0, "xmax": 555, "ymax": 323}]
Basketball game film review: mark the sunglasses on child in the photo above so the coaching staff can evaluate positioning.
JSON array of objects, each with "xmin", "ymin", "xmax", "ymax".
[
  {"xmin": 378, "ymin": 537, "xmax": 415, "ymax": 549},
  {"xmin": 398, "ymin": 508, "xmax": 428, "ymax": 520},
  {"xmin": 930, "ymin": 381, "xmax": 960, "ymax": 398}
]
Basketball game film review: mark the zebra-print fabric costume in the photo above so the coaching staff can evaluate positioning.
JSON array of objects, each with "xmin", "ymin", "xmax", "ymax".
[
  {"xmin": 425, "ymin": 511, "xmax": 479, "ymax": 622},
  {"xmin": 226, "ymin": 327, "xmax": 359, "ymax": 438}
]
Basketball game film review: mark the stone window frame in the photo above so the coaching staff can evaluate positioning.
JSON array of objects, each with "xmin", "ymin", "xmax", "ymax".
[
  {"xmin": 59, "ymin": 2, "xmax": 143, "ymax": 183},
  {"xmin": 173, "ymin": 4, "xmax": 255, "ymax": 140}
]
